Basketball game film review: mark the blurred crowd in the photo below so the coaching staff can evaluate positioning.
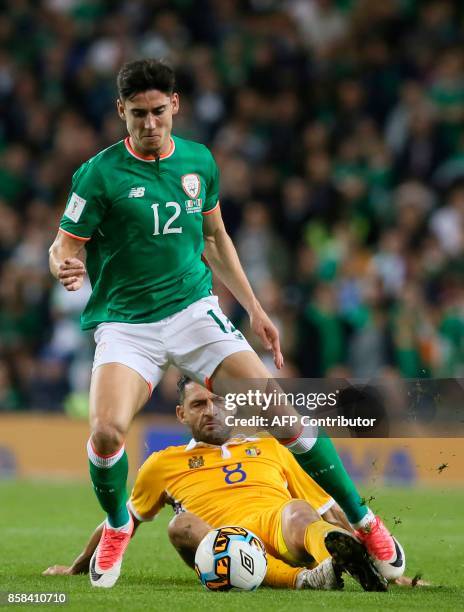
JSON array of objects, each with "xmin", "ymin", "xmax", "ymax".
[{"xmin": 1, "ymin": 0, "xmax": 464, "ymax": 413}]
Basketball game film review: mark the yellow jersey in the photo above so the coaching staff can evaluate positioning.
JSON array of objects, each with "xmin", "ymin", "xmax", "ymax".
[{"xmin": 129, "ymin": 436, "xmax": 333, "ymax": 529}]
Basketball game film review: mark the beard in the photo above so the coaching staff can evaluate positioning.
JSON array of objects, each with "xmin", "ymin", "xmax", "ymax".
[{"xmin": 191, "ymin": 422, "xmax": 233, "ymax": 446}]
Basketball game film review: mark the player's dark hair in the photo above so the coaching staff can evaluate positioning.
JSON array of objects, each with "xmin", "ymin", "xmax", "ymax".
[
  {"xmin": 177, "ymin": 375, "xmax": 193, "ymax": 403},
  {"xmin": 117, "ymin": 59, "xmax": 176, "ymax": 100}
]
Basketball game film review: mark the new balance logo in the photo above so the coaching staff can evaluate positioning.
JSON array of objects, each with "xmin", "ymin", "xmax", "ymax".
[{"xmin": 128, "ymin": 187, "xmax": 145, "ymax": 198}]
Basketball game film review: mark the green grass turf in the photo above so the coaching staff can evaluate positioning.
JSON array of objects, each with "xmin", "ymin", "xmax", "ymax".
[{"xmin": 1, "ymin": 482, "xmax": 463, "ymax": 611}]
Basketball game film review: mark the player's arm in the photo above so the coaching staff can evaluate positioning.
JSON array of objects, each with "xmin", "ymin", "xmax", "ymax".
[
  {"xmin": 49, "ymin": 230, "xmax": 87, "ymax": 291},
  {"xmin": 50, "ymin": 160, "xmax": 108, "ymax": 291},
  {"xmin": 43, "ymin": 515, "xmax": 141, "ymax": 576},
  {"xmin": 202, "ymin": 208, "xmax": 283, "ymax": 369},
  {"xmin": 322, "ymin": 503, "xmax": 353, "ymax": 532}
]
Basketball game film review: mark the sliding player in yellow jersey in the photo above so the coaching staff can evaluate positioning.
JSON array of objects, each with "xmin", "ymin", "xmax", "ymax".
[{"xmin": 44, "ymin": 378, "xmax": 388, "ymax": 591}]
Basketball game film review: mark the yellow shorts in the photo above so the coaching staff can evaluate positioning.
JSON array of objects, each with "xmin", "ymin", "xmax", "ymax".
[{"xmin": 241, "ymin": 499, "xmax": 304, "ymax": 565}]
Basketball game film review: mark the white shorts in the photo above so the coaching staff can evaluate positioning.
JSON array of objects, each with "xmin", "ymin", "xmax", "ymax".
[{"xmin": 92, "ymin": 295, "xmax": 254, "ymax": 393}]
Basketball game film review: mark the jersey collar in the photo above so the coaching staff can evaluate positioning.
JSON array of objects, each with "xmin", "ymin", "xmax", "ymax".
[
  {"xmin": 124, "ymin": 136, "xmax": 175, "ymax": 162},
  {"xmin": 185, "ymin": 436, "xmax": 259, "ymax": 459}
]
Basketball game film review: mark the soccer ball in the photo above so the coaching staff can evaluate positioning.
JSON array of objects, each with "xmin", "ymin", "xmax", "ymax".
[{"xmin": 194, "ymin": 526, "xmax": 267, "ymax": 591}]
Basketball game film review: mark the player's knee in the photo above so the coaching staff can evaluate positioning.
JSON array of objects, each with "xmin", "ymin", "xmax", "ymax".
[
  {"xmin": 168, "ymin": 512, "xmax": 197, "ymax": 549},
  {"xmin": 168, "ymin": 512, "xmax": 211, "ymax": 551},
  {"xmin": 90, "ymin": 422, "xmax": 125, "ymax": 455},
  {"xmin": 282, "ymin": 501, "xmax": 319, "ymax": 554}
]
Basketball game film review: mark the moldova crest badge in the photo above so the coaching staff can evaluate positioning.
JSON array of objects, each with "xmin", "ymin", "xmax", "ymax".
[{"xmin": 188, "ymin": 455, "xmax": 205, "ymax": 469}]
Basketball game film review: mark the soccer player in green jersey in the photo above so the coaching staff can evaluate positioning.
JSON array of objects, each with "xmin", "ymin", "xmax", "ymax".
[{"xmin": 49, "ymin": 59, "xmax": 403, "ymax": 588}]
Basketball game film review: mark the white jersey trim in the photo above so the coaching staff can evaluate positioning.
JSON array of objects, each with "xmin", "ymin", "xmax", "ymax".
[
  {"xmin": 127, "ymin": 499, "xmax": 156, "ymax": 522},
  {"xmin": 317, "ymin": 497, "xmax": 336, "ymax": 515}
]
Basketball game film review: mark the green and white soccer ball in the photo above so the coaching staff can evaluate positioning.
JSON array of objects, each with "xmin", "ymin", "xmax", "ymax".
[{"xmin": 195, "ymin": 526, "xmax": 267, "ymax": 591}]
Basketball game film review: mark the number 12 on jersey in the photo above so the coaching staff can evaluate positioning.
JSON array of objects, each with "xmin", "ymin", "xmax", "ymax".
[{"xmin": 151, "ymin": 202, "xmax": 183, "ymax": 235}]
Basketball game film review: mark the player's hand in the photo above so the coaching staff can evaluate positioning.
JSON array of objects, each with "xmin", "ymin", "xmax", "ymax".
[
  {"xmin": 249, "ymin": 306, "xmax": 284, "ymax": 369},
  {"xmin": 42, "ymin": 565, "xmax": 78, "ymax": 576},
  {"xmin": 57, "ymin": 258, "xmax": 86, "ymax": 291},
  {"xmin": 394, "ymin": 575, "xmax": 431, "ymax": 587}
]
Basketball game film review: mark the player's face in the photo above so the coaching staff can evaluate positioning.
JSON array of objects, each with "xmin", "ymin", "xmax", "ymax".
[
  {"xmin": 117, "ymin": 89, "xmax": 179, "ymax": 157},
  {"xmin": 177, "ymin": 383, "xmax": 233, "ymax": 445}
]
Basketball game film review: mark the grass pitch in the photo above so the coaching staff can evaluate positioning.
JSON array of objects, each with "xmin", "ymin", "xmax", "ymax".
[{"xmin": 1, "ymin": 482, "xmax": 463, "ymax": 611}]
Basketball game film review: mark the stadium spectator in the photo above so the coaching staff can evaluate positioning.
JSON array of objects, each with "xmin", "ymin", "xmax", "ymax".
[{"xmin": 1, "ymin": 0, "xmax": 464, "ymax": 410}]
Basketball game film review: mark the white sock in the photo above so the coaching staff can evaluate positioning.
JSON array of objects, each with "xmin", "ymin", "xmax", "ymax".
[
  {"xmin": 294, "ymin": 570, "xmax": 306, "ymax": 590},
  {"xmin": 106, "ymin": 517, "xmax": 132, "ymax": 533},
  {"xmin": 352, "ymin": 508, "xmax": 375, "ymax": 530},
  {"xmin": 283, "ymin": 426, "xmax": 318, "ymax": 455}
]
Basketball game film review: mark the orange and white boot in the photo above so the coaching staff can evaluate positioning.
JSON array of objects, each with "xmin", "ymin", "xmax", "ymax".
[
  {"xmin": 356, "ymin": 516, "xmax": 405, "ymax": 581},
  {"xmin": 90, "ymin": 516, "xmax": 134, "ymax": 588}
]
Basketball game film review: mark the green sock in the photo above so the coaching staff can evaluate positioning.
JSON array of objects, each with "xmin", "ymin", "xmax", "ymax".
[
  {"xmin": 88, "ymin": 449, "xmax": 130, "ymax": 528},
  {"xmin": 292, "ymin": 430, "xmax": 368, "ymax": 524}
]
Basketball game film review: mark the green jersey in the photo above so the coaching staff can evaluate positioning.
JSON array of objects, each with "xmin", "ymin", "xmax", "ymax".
[{"xmin": 59, "ymin": 135, "xmax": 219, "ymax": 330}]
